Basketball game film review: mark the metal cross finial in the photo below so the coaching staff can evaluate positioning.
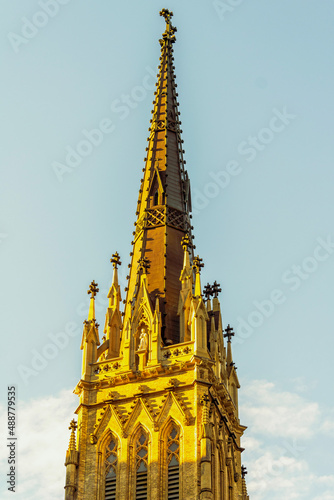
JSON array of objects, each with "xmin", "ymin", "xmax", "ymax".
[
  {"xmin": 193, "ymin": 255, "xmax": 204, "ymax": 272},
  {"xmin": 160, "ymin": 8, "xmax": 173, "ymax": 23},
  {"xmin": 181, "ymin": 233, "xmax": 191, "ymax": 251},
  {"xmin": 241, "ymin": 465, "xmax": 248, "ymax": 479},
  {"xmin": 159, "ymin": 8, "xmax": 177, "ymax": 39},
  {"xmin": 88, "ymin": 280, "xmax": 99, "ymax": 298},
  {"xmin": 204, "ymin": 283, "xmax": 213, "ymax": 300},
  {"xmin": 110, "ymin": 251, "xmax": 122, "ymax": 269},
  {"xmin": 69, "ymin": 419, "xmax": 77, "ymax": 432},
  {"xmin": 138, "ymin": 257, "xmax": 151, "ymax": 273},
  {"xmin": 212, "ymin": 280, "xmax": 222, "ymax": 298},
  {"xmin": 224, "ymin": 324, "xmax": 235, "ymax": 342}
]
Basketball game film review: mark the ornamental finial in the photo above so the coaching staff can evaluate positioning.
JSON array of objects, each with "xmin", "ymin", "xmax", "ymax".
[
  {"xmin": 110, "ymin": 252, "xmax": 122, "ymax": 269},
  {"xmin": 181, "ymin": 233, "xmax": 191, "ymax": 251},
  {"xmin": 212, "ymin": 280, "xmax": 222, "ymax": 298},
  {"xmin": 224, "ymin": 324, "xmax": 235, "ymax": 343},
  {"xmin": 159, "ymin": 8, "xmax": 173, "ymax": 23},
  {"xmin": 67, "ymin": 419, "xmax": 77, "ymax": 452},
  {"xmin": 159, "ymin": 8, "xmax": 177, "ymax": 41},
  {"xmin": 69, "ymin": 419, "xmax": 77, "ymax": 432},
  {"xmin": 193, "ymin": 255, "xmax": 204, "ymax": 273},
  {"xmin": 203, "ymin": 283, "xmax": 213, "ymax": 301},
  {"xmin": 88, "ymin": 280, "xmax": 99, "ymax": 298},
  {"xmin": 241, "ymin": 465, "xmax": 248, "ymax": 479}
]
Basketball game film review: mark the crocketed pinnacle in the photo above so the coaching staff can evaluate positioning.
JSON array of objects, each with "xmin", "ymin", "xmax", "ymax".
[
  {"xmin": 87, "ymin": 280, "xmax": 99, "ymax": 321},
  {"xmin": 68, "ymin": 419, "xmax": 77, "ymax": 452}
]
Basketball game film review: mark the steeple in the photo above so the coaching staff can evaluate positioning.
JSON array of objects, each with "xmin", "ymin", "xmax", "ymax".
[
  {"xmin": 68, "ymin": 11, "xmax": 249, "ymax": 500},
  {"xmin": 123, "ymin": 8, "xmax": 192, "ymax": 344}
]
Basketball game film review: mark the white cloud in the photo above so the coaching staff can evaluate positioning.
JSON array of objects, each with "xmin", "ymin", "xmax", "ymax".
[
  {"xmin": 0, "ymin": 388, "xmax": 77, "ymax": 499},
  {"xmin": 241, "ymin": 379, "xmax": 320, "ymax": 438},
  {"xmin": 240, "ymin": 379, "xmax": 334, "ymax": 500}
]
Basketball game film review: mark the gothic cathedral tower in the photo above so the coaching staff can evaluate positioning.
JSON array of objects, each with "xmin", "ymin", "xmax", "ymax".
[{"xmin": 64, "ymin": 9, "xmax": 249, "ymax": 500}]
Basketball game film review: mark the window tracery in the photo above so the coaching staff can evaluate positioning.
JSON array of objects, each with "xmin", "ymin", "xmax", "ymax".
[
  {"xmin": 105, "ymin": 438, "xmax": 118, "ymax": 500},
  {"xmin": 135, "ymin": 431, "xmax": 149, "ymax": 499},
  {"xmin": 167, "ymin": 425, "xmax": 180, "ymax": 499}
]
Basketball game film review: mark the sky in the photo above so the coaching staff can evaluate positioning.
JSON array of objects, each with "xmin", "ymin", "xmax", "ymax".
[{"xmin": 1, "ymin": 0, "xmax": 334, "ymax": 498}]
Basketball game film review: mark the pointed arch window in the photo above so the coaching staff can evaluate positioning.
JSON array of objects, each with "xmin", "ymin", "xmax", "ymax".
[
  {"xmin": 167, "ymin": 425, "xmax": 180, "ymax": 499},
  {"xmin": 105, "ymin": 438, "xmax": 118, "ymax": 500},
  {"xmin": 135, "ymin": 431, "xmax": 148, "ymax": 499},
  {"xmin": 154, "ymin": 189, "xmax": 159, "ymax": 206}
]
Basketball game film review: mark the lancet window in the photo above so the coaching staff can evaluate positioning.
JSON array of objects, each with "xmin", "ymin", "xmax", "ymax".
[
  {"xmin": 166, "ymin": 425, "xmax": 180, "ymax": 499},
  {"xmin": 135, "ymin": 431, "xmax": 149, "ymax": 499},
  {"xmin": 105, "ymin": 438, "xmax": 118, "ymax": 500}
]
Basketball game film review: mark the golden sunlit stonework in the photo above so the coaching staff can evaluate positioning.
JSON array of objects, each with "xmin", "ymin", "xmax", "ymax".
[{"xmin": 64, "ymin": 9, "xmax": 249, "ymax": 500}]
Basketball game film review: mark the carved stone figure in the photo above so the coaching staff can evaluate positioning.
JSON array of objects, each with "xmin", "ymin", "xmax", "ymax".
[{"xmin": 138, "ymin": 328, "xmax": 148, "ymax": 351}]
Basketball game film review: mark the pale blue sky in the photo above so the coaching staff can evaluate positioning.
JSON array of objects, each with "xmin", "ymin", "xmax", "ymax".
[{"xmin": 1, "ymin": 1, "xmax": 334, "ymax": 498}]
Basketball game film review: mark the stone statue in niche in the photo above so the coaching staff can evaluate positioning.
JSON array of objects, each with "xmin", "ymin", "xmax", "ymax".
[{"xmin": 138, "ymin": 328, "xmax": 148, "ymax": 351}]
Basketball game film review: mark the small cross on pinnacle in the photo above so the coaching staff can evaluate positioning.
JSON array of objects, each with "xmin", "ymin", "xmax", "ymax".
[
  {"xmin": 69, "ymin": 419, "xmax": 77, "ymax": 432},
  {"xmin": 110, "ymin": 252, "xmax": 122, "ymax": 269},
  {"xmin": 159, "ymin": 8, "xmax": 177, "ymax": 40},
  {"xmin": 193, "ymin": 255, "xmax": 204, "ymax": 272},
  {"xmin": 138, "ymin": 257, "xmax": 151, "ymax": 273},
  {"xmin": 241, "ymin": 465, "xmax": 248, "ymax": 479},
  {"xmin": 88, "ymin": 280, "xmax": 99, "ymax": 298},
  {"xmin": 204, "ymin": 283, "xmax": 213, "ymax": 300},
  {"xmin": 224, "ymin": 324, "xmax": 235, "ymax": 342},
  {"xmin": 212, "ymin": 280, "xmax": 222, "ymax": 298},
  {"xmin": 181, "ymin": 233, "xmax": 191, "ymax": 251},
  {"xmin": 160, "ymin": 8, "xmax": 173, "ymax": 23}
]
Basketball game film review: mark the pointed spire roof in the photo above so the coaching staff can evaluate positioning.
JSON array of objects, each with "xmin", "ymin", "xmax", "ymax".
[
  {"xmin": 87, "ymin": 280, "xmax": 99, "ymax": 321},
  {"xmin": 108, "ymin": 252, "xmax": 122, "ymax": 309},
  {"xmin": 224, "ymin": 324, "xmax": 235, "ymax": 375},
  {"xmin": 81, "ymin": 280, "xmax": 100, "ymax": 350},
  {"xmin": 193, "ymin": 255, "xmax": 204, "ymax": 297},
  {"xmin": 124, "ymin": 9, "xmax": 193, "ymax": 344},
  {"xmin": 67, "ymin": 419, "xmax": 77, "ymax": 452}
]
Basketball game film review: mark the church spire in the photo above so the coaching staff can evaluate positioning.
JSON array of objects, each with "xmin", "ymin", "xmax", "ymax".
[
  {"xmin": 123, "ymin": 8, "xmax": 193, "ymax": 344},
  {"xmin": 68, "ymin": 11, "xmax": 249, "ymax": 500}
]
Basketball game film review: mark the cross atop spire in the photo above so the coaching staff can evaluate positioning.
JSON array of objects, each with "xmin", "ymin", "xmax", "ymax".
[
  {"xmin": 67, "ymin": 419, "xmax": 77, "ymax": 452},
  {"xmin": 204, "ymin": 283, "xmax": 213, "ymax": 301},
  {"xmin": 160, "ymin": 8, "xmax": 173, "ymax": 23},
  {"xmin": 69, "ymin": 419, "xmax": 77, "ymax": 432},
  {"xmin": 224, "ymin": 324, "xmax": 235, "ymax": 342},
  {"xmin": 88, "ymin": 280, "xmax": 99, "ymax": 298},
  {"xmin": 110, "ymin": 252, "xmax": 122, "ymax": 269},
  {"xmin": 181, "ymin": 233, "xmax": 191, "ymax": 251},
  {"xmin": 159, "ymin": 8, "xmax": 177, "ymax": 41},
  {"xmin": 193, "ymin": 255, "xmax": 204, "ymax": 273},
  {"xmin": 241, "ymin": 465, "xmax": 248, "ymax": 479},
  {"xmin": 212, "ymin": 281, "xmax": 222, "ymax": 298}
]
